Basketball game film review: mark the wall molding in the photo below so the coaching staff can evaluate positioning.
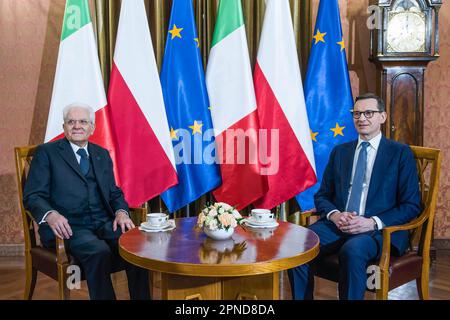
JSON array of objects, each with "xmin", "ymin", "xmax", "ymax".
[{"xmin": 0, "ymin": 244, "xmax": 24, "ymax": 256}]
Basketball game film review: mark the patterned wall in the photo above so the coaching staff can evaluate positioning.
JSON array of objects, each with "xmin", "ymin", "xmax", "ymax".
[
  {"xmin": 0, "ymin": 0, "xmax": 448, "ymax": 248},
  {"xmin": 424, "ymin": 2, "xmax": 450, "ymax": 238},
  {"xmin": 0, "ymin": 0, "xmax": 64, "ymax": 246}
]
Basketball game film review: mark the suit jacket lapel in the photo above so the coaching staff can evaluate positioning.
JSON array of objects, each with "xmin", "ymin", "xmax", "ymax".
[
  {"xmin": 57, "ymin": 139, "xmax": 87, "ymax": 181},
  {"xmin": 342, "ymin": 140, "xmax": 358, "ymax": 200},
  {"xmin": 366, "ymin": 137, "xmax": 392, "ymax": 206}
]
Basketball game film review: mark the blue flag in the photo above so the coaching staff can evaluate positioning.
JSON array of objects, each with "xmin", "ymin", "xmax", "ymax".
[
  {"xmin": 296, "ymin": 0, "xmax": 357, "ymax": 210},
  {"xmin": 160, "ymin": 0, "xmax": 221, "ymax": 213}
]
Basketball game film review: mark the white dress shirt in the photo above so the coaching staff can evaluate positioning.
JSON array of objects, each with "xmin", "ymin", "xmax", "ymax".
[{"xmin": 327, "ymin": 132, "xmax": 384, "ymax": 230}]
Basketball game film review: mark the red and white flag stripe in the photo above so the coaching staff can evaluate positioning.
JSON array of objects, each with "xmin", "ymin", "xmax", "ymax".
[
  {"xmin": 108, "ymin": 0, "xmax": 177, "ymax": 207},
  {"xmin": 253, "ymin": 0, "xmax": 316, "ymax": 209}
]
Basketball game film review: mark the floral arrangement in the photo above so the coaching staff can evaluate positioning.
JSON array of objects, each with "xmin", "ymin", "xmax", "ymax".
[{"xmin": 197, "ymin": 202, "xmax": 244, "ymax": 231}]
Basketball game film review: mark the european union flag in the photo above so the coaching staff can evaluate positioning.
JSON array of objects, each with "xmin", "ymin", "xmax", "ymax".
[
  {"xmin": 160, "ymin": 0, "xmax": 221, "ymax": 213},
  {"xmin": 296, "ymin": 0, "xmax": 357, "ymax": 210}
]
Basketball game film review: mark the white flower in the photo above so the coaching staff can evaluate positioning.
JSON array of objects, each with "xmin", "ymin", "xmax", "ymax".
[
  {"xmin": 208, "ymin": 219, "xmax": 218, "ymax": 231},
  {"xmin": 198, "ymin": 202, "xmax": 243, "ymax": 231},
  {"xmin": 217, "ymin": 202, "xmax": 232, "ymax": 210},
  {"xmin": 218, "ymin": 213, "xmax": 233, "ymax": 227},
  {"xmin": 205, "ymin": 215, "xmax": 213, "ymax": 225}
]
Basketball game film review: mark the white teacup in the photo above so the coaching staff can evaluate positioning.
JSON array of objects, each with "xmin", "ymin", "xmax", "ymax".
[
  {"xmin": 250, "ymin": 209, "xmax": 274, "ymax": 223},
  {"xmin": 147, "ymin": 213, "xmax": 169, "ymax": 227}
]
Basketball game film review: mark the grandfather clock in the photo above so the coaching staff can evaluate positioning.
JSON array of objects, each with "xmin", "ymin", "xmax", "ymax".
[{"xmin": 369, "ymin": 0, "xmax": 441, "ymax": 146}]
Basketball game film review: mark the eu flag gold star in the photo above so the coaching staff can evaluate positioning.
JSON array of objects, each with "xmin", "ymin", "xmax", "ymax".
[
  {"xmin": 337, "ymin": 38, "xmax": 345, "ymax": 51},
  {"xmin": 194, "ymin": 38, "xmax": 200, "ymax": 48},
  {"xmin": 310, "ymin": 130, "xmax": 319, "ymax": 142},
  {"xmin": 313, "ymin": 29, "xmax": 326, "ymax": 44},
  {"xmin": 169, "ymin": 24, "xmax": 183, "ymax": 39},
  {"xmin": 189, "ymin": 121, "xmax": 203, "ymax": 135},
  {"xmin": 170, "ymin": 127, "xmax": 179, "ymax": 140},
  {"xmin": 330, "ymin": 123, "xmax": 345, "ymax": 138}
]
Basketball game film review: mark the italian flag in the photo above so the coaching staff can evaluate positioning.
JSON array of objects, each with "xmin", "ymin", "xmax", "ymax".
[
  {"xmin": 45, "ymin": 0, "xmax": 116, "ymax": 168},
  {"xmin": 206, "ymin": 0, "xmax": 267, "ymax": 210},
  {"xmin": 253, "ymin": 0, "xmax": 316, "ymax": 209},
  {"xmin": 107, "ymin": 0, "xmax": 178, "ymax": 207}
]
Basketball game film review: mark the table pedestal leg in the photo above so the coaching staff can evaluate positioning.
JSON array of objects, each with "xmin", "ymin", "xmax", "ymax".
[{"xmin": 159, "ymin": 272, "xmax": 280, "ymax": 300}]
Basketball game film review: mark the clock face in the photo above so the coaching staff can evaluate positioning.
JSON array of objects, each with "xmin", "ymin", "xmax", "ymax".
[{"xmin": 386, "ymin": 12, "xmax": 426, "ymax": 53}]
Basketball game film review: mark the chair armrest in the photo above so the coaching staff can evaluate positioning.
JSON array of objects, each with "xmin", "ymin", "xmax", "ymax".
[
  {"xmin": 378, "ymin": 213, "xmax": 428, "ymax": 272},
  {"xmin": 381, "ymin": 213, "xmax": 428, "ymax": 235},
  {"xmin": 25, "ymin": 209, "xmax": 69, "ymax": 265},
  {"xmin": 129, "ymin": 207, "xmax": 148, "ymax": 225},
  {"xmin": 288, "ymin": 209, "xmax": 318, "ymax": 227},
  {"xmin": 55, "ymin": 237, "xmax": 69, "ymax": 265},
  {"xmin": 25, "ymin": 210, "xmax": 34, "ymax": 221},
  {"xmin": 300, "ymin": 208, "xmax": 318, "ymax": 227},
  {"xmin": 301, "ymin": 208, "xmax": 318, "ymax": 219}
]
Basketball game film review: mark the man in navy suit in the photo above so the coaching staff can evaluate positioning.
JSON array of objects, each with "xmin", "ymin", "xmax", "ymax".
[
  {"xmin": 288, "ymin": 93, "xmax": 421, "ymax": 300},
  {"xmin": 23, "ymin": 103, "xmax": 150, "ymax": 300}
]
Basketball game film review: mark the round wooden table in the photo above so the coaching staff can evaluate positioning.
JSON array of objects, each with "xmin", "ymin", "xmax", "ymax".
[{"xmin": 119, "ymin": 217, "xmax": 319, "ymax": 300}]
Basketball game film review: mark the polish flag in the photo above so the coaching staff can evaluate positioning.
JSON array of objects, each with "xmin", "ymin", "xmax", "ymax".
[
  {"xmin": 45, "ymin": 0, "xmax": 117, "ymax": 170},
  {"xmin": 206, "ymin": 0, "xmax": 267, "ymax": 210},
  {"xmin": 253, "ymin": 0, "xmax": 316, "ymax": 209},
  {"xmin": 107, "ymin": 0, "xmax": 178, "ymax": 207}
]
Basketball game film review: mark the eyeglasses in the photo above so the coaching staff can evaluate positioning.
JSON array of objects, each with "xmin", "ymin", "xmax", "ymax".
[
  {"xmin": 65, "ymin": 119, "xmax": 91, "ymax": 126},
  {"xmin": 350, "ymin": 110, "xmax": 383, "ymax": 119}
]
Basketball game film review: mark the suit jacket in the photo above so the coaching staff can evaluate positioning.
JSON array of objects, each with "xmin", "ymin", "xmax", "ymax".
[
  {"xmin": 23, "ymin": 138, "xmax": 128, "ymax": 224},
  {"xmin": 314, "ymin": 136, "xmax": 421, "ymax": 254}
]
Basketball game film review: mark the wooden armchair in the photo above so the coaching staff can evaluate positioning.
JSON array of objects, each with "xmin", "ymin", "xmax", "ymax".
[
  {"xmin": 14, "ymin": 145, "xmax": 147, "ymax": 300},
  {"xmin": 288, "ymin": 146, "xmax": 441, "ymax": 300}
]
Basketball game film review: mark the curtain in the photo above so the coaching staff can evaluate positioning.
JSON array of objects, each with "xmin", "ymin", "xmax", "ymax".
[{"xmin": 92, "ymin": 0, "xmax": 312, "ymax": 217}]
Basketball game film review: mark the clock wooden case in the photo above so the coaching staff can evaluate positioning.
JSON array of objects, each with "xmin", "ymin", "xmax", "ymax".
[{"xmin": 369, "ymin": 0, "xmax": 441, "ymax": 146}]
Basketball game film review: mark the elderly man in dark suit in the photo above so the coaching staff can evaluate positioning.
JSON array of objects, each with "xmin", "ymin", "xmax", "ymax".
[
  {"xmin": 23, "ymin": 103, "xmax": 150, "ymax": 300},
  {"xmin": 288, "ymin": 93, "xmax": 421, "ymax": 300}
]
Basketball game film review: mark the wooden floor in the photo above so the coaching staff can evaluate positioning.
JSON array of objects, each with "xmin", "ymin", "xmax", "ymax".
[{"xmin": 1, "ymin": 250, "xmax": 449, "ymax": 300}]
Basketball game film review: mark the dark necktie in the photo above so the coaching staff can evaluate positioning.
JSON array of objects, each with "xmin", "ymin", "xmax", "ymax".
[
  {"xmin": 76, "ymin": 148, "xmax": 89, "ymax": 175},
  {"xmin": 346, "ymin": 142, "xmax": 370, "ymax": 214}
]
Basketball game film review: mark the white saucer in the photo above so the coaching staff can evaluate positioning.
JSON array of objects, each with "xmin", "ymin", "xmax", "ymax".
[
  {"xmin": 139, "ymin": 225, "xmax": 175, "ymax": 233},
  {"xmin": 245, "ymin": 219, "xmax": 279, "ymax": 228},
  {"xmin": 141, "ymin": 221, "xmax": 171, "ymax": 230},
  {"xmin": 139, "ymin": 220, "xmax": 176, "ymax": 233},
  {"xmin": 246, "ymin": 217, "xmax": 276, "ymax": 225}
]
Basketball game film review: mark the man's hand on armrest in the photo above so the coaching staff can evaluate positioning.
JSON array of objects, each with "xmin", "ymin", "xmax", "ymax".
[{"xmin": 45, "ymin": 211, "xmax": 73, "ymax": 240}]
